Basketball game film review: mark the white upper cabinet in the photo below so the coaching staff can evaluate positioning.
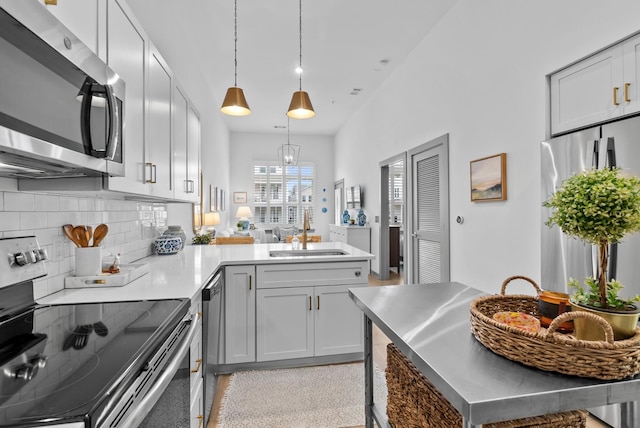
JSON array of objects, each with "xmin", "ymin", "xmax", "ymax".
[
  {"xmin": 104, "ymin": 0, "xmax": 148, "ymax": 195},
  {"xmin": 187, "ymin": 104, "xmax": 201, "ymax": 202},
  {"xmin": 146, "ymin": 43, "xmax": 173, "ymax": 199},
  {"xmin": 41, "ymin": 0, "xmax": 101, "ymax": 56},
  {"xmin": 551, "ymin": 33, "xmax": 640, "ymax": 135},
  {"xmin": 173, "ymin": 83, "xmax": 201, "ymax": 203}
]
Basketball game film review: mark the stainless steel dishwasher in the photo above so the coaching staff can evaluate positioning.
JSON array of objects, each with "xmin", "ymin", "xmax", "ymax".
[{"xmin": 202, "ymin": 269, "xmax": 223, "ymax": 425}]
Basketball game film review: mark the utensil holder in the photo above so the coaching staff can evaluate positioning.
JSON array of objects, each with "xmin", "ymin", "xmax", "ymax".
[{"xmin": 75, "ymin": 246, "xmax": 102, "ymax": 276}]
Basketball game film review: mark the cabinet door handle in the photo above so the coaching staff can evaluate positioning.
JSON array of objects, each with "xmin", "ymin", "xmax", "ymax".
[
  {"xmin": 309, "ymin": 296, "xmax": 312, "ymax": 311},
  {"xmin": 197, "ymin": 415, "xmax": 204, "ymax": 428},
  {"xmin": 185, "ymin": 179, "xmax": 194, "ymax": 193},
  {"xmin": 625, "ymin": 83, "xmax": 631, "ymax": 103},
  {"xmin": 317, "ymin": 295, "xmax": 320, "ymax": 310},
  {"xmin": 613, "ymin": 86, "xmax": 620, "ymax": 106},
  {"xmin": 249, "ymin": 275, "xmax": 252, "ymax": 290},
  {"xmin": 191, "ymin": 358, "xmax": 202, "ymax": 373},
  {"xmin": 145, "ymin": 163, "xmax": 157, "ymax": 183}
]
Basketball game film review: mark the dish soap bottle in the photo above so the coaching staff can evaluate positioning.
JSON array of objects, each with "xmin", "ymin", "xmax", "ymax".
[{"xmin": 291, "ymin": 234, "xmax": 300, "ymax": 250}]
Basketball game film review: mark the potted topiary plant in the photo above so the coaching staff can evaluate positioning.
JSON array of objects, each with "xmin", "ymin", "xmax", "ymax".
[{"xmin": 544, "ymin": 167, "xmax": 640, "ymax": 340}]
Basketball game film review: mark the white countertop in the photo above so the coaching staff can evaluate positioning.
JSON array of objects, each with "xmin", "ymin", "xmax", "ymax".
[{"xmin": 38, "ymin": 242, "xmax": 374, "ymax": 305}]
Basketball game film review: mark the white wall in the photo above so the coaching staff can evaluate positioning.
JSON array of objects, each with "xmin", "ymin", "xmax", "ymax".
[
  {"xmin": 229, "ymin": 132, "xmax": 334, "ymax": 237},
  {"xmin": 335, "ymin": 0, "xmax": 640, "ymax": 293}
]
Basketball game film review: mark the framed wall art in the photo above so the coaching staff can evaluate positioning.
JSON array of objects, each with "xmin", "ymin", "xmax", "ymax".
[
  {"xmin": 470, "ymin": 153, "xmax": 507, "ymax": 202},
  {"xmin": 219, "ymin": 189, "xmax": 225, "ymax": 211},
  {"xmin": 233, "ymin": 191, "xmax": 247, "ymax": 204}
]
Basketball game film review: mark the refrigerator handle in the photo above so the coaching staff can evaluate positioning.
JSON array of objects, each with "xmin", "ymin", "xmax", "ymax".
[
  {"xmin": 591, "ymin": 139, "xmax": 599, "ymax": 169},
  {"xmin": 605, "ymin": 136, "xmax": 618, "ymax": 281},
  {"xmin": 606, "ymin": 137, "xmax": 617, "ymax": 168}
]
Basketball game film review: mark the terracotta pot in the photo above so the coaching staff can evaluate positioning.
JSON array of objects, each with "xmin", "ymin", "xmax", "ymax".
[
  {"xmin": 538, "ymin": 290, "xmax": 573, "ymax": 332},
  {"xmin": 570, "ymin": 303, "xmax": 640, "ymax": 341}
]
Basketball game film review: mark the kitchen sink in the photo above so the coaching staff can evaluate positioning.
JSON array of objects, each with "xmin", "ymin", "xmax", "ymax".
[{"xmin": 269, "ymin": 249, "xmax": 349, "ymax": 257}]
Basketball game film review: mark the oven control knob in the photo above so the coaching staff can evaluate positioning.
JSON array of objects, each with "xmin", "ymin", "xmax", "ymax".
[
  {"xmin": 14, "ymin": 364, "xmax": 35, "ymax": 381},
  {"xmin": 34, "ymin": 249, "xmax": 48, "ymax": 262},
  {"xmin": 31, "ymin": 355, "xmax": 48, "ymax": 369},
  {"xmin": 14, "ymin": 252, "xmax": 28, "ymax": 266}
]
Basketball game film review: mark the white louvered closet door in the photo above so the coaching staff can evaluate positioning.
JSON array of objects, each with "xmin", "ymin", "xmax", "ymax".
[{"xmin": 410, "ymin": 135, "xmax": 449, "ymax": 284}]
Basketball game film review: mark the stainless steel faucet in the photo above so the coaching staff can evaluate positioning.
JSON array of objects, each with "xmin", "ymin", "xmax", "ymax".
[{"xmin": 302, "ymin": 209, "xmax": 310, "ymax": 250}]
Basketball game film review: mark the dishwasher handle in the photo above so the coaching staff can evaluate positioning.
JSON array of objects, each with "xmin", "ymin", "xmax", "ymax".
[
  {"xmin": 202, "ymin": 270, "xmax": 223, "ymax": 301},
  {"xmin": 117, "ymin": 311, "xmax": 200, "ymax": 427}
]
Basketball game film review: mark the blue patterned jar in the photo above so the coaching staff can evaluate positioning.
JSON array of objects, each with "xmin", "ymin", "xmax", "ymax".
[
  {"xmin": 357, "ymin": 209, "xmax": 367, "ymax": 226},
  {"xmin": 163, "ymin": 225, "xmax": 186, "ymax": 250},
  {"xmin": 154, "ymin": 236, "xmax": 182, "ymax": 255},
  {"xmin": 342, "ymin": 210, "xmax": 350, "ymax": 224}
]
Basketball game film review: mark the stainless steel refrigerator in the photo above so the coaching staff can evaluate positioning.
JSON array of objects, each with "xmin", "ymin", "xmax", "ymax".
[{"xmin": 541, "ymin": 115, "xmax": 640, "ymax": 427}]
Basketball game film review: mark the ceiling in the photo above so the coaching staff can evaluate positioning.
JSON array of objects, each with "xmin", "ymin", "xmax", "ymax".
[{"xmin": 128, "ymin": 0, "xmax": 457, "ymax": 136}]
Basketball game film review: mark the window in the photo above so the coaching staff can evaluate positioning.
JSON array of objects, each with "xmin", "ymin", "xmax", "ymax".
[{"xmin": 253, "ymin": 162, "xmax": 314, "ymax": 225}]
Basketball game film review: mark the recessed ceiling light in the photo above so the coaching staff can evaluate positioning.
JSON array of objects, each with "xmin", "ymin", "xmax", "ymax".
[{"xmin": 350, "ymin": 88, "xmax": 363, "ymax": 96}]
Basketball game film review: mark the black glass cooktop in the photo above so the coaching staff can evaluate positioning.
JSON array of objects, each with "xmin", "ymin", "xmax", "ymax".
[{"xmin": 0, "ymin": 298, "xmax": 188, "ymax": 427}]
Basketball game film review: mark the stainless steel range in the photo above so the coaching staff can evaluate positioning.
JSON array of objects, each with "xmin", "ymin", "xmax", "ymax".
[{"xmin": 0, "ymin": 236, "xmax": 197, "ymax": 427}]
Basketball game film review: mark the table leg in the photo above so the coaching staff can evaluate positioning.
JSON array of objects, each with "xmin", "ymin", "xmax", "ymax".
[
  {"xmin": 364, "ymin": 314, "xmax": 374, "ymax": 428},
  {"xmin": 621, "ymin": 401, "xmax": 638, "ymax": 428},
  {"xmin": 462, "ymin": 417, "xmax": 481, "ymax": 428}
]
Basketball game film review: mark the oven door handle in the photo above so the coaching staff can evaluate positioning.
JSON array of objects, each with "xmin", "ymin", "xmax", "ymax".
[{"xmin": 118, "ymin": 311, "xmax": 200, "ymax": 428}]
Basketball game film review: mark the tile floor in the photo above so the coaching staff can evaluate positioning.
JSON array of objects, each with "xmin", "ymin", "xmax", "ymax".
[{"xmin": 207, "ymin": 271, "xmax": 611, "ymax": 427}]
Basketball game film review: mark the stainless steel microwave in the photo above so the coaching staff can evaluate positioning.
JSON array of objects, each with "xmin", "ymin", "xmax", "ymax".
[{"xmin": 0, "ymin": 1, "xmax": 125, "ymax": 179}]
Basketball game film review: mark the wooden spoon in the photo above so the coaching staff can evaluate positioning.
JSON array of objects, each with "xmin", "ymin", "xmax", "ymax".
[
  {"xmin": 86, "ymin": 226, "xmax": 93, "ymax": 247},
  {"xmin": 73, "ymin": 225, "xmax": 88, "ymax": 247},
  {"xmin": 93, "ymin": 224, "xmax": 108, "ymax": 247},
  {"xmin": 62, "ymin": 224, "xmax": 82, "ymax": 248}
]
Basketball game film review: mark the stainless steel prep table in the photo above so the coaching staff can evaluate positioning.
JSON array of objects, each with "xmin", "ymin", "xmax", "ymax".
[{"xmin": 348, "ymin": 282, "xmax": 640, "ymax": 428}]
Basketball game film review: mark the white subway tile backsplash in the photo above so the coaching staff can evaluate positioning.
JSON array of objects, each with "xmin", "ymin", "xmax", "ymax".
[
  {"xmin": 20, "ymin": 212, "xmax": 48, "ymax": 230},
  {"xmin": 35, "ymin": 194, "xmax": 60, "ymax": 211},
  {"xmin": 2, "ymin": 190, "xmax": 168, "ymax": 298},
  {"xmin": 0, "ymin": 212, "xmax": 20, "ymax": 231},
  {"xmin": 4, "ymin": 192, "xmax": 35, "ymax": 211},
  {"xmin": 59, "ymin": 196, "xmax": 80, "ymax": 212}
]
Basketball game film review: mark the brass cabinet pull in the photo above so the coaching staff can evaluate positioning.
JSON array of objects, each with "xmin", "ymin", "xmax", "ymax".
[
  {"xmin": 309, "ymin": 296, "xmax": 312, "ymax": 310},
  {"xmin": 197, "ymin": 415, "xmax": 204, "ymax": 428},
  {"xmin": 613, "ymin": 86, "xmax": 620, "ymax": 106},
  {"xmin": 145, "ymin": 162, "xmax": 157, "ymax": 183},
  {"xmin": 191, "ymin": 358, "xmax": 202, "ymax": 373},
  {"xmin": 317, "ymin": 295, "xmax": 320, "ymax": 310},
  {"xmin": 625, "ymin": 82, "xmax": 631, "ymax": 103}
]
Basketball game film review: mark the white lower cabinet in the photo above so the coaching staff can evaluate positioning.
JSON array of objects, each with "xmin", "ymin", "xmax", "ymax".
[
  {"xmin": 189, "ymin": 294, "xmax": 204, "ymax": 428},
  {"xmin": 256, "ymin": 287, "xmax": 314, "ymax": 361},
  {"xmin": 224, "ymin": 265, "xmax": 256, "ymax": 364},
  {"xmin": 256, "ymin": 262, "xmax": 367, "ymax": 362},
  {"xmin": 190, "ymin": 377, "xmax": 204, "ymax": 428}
]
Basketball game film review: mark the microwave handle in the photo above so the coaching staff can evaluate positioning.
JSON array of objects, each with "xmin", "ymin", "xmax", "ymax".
[
  {"xmin": 117, "ymin": 312, "xmax": 200, "ymax": 428},
  {"xmin": 79, "ymin": 83, "xmax": 118, "ymax": 160},
  {"xmin": 104, "ymin": 84, "xmax": 119, "ymax": 161}
]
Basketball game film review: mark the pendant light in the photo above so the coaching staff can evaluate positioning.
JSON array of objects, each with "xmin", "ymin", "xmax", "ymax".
[
  {"xmin": 221, "ymin": 0, "xmax": 251, "ymax": 116},
  {"xmin": 287, "ymin": 0, "xmax": 315, "ymax": 119},
  {"xmin": 278, "ymin": 117, "xmax": 301, "ymax": 165}
]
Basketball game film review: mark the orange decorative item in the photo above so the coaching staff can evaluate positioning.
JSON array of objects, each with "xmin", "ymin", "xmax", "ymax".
[
  {"xmin": 538, "ymin": 290, "xmax": 573, "ymax": 332},
  {"xmin": 493, "ymin": 311, "xmax": 541, "ymax": 333}
]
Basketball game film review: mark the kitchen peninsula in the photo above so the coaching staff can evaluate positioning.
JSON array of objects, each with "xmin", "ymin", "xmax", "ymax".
[
  {"xmin": 349, "ymin": 283, "xmax": 640, "ymax": 428},
  {"xmin": 36, "ymin": 241, "xmax": 373, "ymax": 427}
]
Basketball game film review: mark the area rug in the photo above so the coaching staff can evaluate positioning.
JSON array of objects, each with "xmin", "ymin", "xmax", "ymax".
[{"xmin": 217, "ymin": 363, "xmax": 387, "ymax": 428}]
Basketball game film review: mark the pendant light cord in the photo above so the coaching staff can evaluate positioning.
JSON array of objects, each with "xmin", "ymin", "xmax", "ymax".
[
  {"xmin": 298, "ymin": 0, "xmax": 302, "ymax": 91},
  {"xmin": 233, "ymin": 0, "xmax": 238, "ymax": 87}
]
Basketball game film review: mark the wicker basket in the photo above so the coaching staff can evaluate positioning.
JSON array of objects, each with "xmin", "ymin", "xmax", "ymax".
[
  {"xmin": 469, "ymin": 275, "xmax": 640, "ymax": 380},
  {"xmin": 386, "ymin": 343, "xmax": 587, "ymax": 428}
]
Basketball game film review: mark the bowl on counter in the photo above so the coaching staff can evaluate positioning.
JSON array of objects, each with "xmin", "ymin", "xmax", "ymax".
[{"xmin": 154, "ymin": 236, "xmax": 182, "ymax": 255}]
